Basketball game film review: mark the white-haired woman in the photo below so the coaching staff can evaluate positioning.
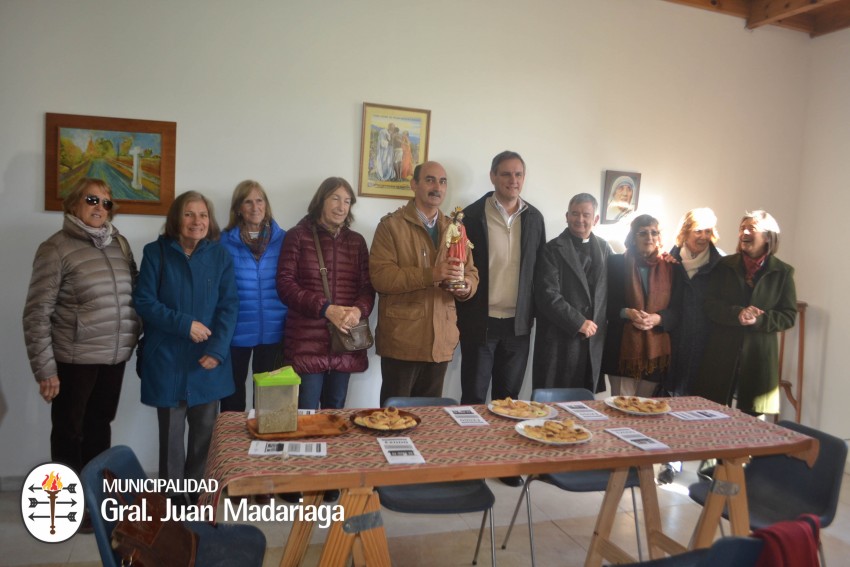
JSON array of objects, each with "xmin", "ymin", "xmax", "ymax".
[
  {"xmin": 693, "ymin": 211, "xmax": 796, "ymax": 416},
  {"xmin": 667, "ymin": 208, "xmax": 724, "ymax": 396}
]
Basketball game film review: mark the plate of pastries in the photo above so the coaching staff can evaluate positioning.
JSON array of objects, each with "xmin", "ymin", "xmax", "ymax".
[
  {"xmin": 488, "ymin": 397, "xmax": 558, "ymax": 420},
  {"xmin": 515, "ymin": 419, "xmax": 593, "ymax": 445},
  {"xmin": 350, "ymin": 406, "xmax": 421, "ymax": 431},
  {"xmin": 604, "ymin": 396, "xmax": 671, "ymax": 415}
]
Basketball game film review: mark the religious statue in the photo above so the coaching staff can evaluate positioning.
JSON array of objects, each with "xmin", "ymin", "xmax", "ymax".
[{"xmin": 440, "ymin": 206, "xmax": 474, "ymax": 290}]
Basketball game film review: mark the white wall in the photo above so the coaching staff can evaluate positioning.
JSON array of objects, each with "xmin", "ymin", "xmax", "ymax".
[
  {"xmin": 792, "ymin": 30, "xmax": 850, "ymax": 436},
  {"xmin": 0, "ymin": 0, "xmax": 827, "ymax": 485}
]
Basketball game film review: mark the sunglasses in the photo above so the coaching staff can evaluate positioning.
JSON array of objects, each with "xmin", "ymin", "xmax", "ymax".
[
  {"xmin": 636, "ymin": 229, "xmax": 660, "ymax": 238},
  {"xmin": 85, "ymin": 195, "xmax": 114, "ymax": 211}
]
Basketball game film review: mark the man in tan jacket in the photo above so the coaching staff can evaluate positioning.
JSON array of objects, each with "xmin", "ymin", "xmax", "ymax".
[{"xmin": 370, "ymin": 161, "xmax": 478, "ymax": 405}]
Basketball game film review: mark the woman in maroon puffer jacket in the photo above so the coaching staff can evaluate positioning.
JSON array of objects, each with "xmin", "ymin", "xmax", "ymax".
[{"xmin": 276, "ymin": 177, "xmax": 375, "ymax": 410}]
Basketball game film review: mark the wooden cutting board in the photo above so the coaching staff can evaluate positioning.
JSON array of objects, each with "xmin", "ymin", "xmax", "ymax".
[{"xmin": 246, "ymin": 414, "xmax": 351, "ymax": 440}]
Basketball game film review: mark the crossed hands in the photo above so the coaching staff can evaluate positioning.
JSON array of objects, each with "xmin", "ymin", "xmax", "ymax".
[
  {"xmin": 189, "ymin": 321, "xmax": 220, "ymax": 369},
  {"xmin": 626, "ymin": 308, "xmax": 661, "ymax": 331},
  {"xmin": 738, "ymin": 305, "xmax": 764, "ymax": 326},
  {"xmin": 579, "ymin": 319, "xmax": 598, "ymax": 338},
  {"xmin": 326, "ymin": 305, "xmax": 362, "ymax": 335}
]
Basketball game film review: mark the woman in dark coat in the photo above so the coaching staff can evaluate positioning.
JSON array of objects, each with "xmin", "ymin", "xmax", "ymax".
[
  {"xmin": 692, "ymin": 210, "xmax": 796, "ymax": 416},
  {"xmin": 134, "ymin": 191, "xmax": 238, "ymax": 501},
  {"xmin": 602, "ymin": 214, "xmax": 680, "ymax": 396},
  {"xmin": 667, "ymin": 208, "xmax": 724, "ymax": 396},
  {"xmin": 276, "ymin": 177, "xmax": 375, "ymax": 410}
]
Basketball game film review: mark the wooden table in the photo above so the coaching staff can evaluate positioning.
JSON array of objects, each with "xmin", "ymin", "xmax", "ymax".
[{"xmin": 200, "ymin": 397, "xmax": 818, "ymax": 567}]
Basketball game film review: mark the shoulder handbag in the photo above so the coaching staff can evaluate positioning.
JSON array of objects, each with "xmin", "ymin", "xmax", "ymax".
[
  {"xmin": 135, "ymin": 240, "xmax": 165, "ymax": 378},
  {"xmin": 310, "ymin": 226, "xmax": 373, "ymax": 352},
  {"xmin": 103, "ymin": 469, "xmax": 198, "ymax": 567}
]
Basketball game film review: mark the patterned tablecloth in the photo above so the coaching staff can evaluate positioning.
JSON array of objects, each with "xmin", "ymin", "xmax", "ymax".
[{"xmin": 200, "ymin": 396, "xmax": 813, "ymax": 509}]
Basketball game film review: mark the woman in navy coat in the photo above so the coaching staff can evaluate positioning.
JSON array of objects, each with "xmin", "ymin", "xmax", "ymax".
[
  {"xmin": 134, "ymin": 191, "xmax": 238, "ymax": 500},
  {"xmin": 220, "ymin": 180, "xmax": 287, "ymax": 412}
]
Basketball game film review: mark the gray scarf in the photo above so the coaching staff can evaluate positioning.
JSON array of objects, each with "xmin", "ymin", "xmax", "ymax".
[{"xmin": 66, "ymin": 214, "xmax": 114, "ymax": 249}]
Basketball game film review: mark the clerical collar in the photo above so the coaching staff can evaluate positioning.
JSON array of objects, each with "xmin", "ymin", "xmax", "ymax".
[
  {"xmin": 568, "ymin": 231, "xmax": 591, "ymax": 245},
  {"xmin": 415, "ymin": 206, "xmax": 439, "ymax": 229}
]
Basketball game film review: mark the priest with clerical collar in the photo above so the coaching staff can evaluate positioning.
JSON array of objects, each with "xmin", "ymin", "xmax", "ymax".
[{"xmin": 531, "ymin": 193, "xmax": 612, "ymax": 393}]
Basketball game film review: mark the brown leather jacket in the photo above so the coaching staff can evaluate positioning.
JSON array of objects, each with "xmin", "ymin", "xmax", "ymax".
[{"xmin": 369, "ymin": 201, "xmax": 478, "ymax": 363}]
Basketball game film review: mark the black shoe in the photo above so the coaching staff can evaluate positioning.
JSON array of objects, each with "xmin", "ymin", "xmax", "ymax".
[
  {"xmin": 323, "ymin": 489, "xmax": 340, "ymax": 503},
  {"xmin": 499, "ymin": 476, "xmax": 524, "ymax": 487},
  {"xmin": 656, "ymin": 464, "xmax": 676, "ymax": 485},
  {"xmin": 280, "ymin": 492, "xmax": 303, "ymax": 503}
]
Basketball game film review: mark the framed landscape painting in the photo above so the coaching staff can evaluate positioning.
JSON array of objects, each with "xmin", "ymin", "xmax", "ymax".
[
  {"xmin": 45, "ymin": 113, "xmax": 176, "ymax": 215},
  {"xmin": 358, "ymin": 102, "xmax": 430, "ymax": 199}
]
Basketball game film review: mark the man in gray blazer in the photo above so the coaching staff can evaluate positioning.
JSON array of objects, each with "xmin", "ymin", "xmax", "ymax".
[{"xmin": 532, "ymin": 193, "xmax": 611, "ymax": 393}]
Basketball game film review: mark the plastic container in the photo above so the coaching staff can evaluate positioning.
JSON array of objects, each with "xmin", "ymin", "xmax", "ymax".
[{"xmin": 253, "ymin": 366, "xmax": 301, "ymax": 433}]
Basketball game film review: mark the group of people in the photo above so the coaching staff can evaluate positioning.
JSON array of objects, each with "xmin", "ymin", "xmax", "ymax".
[{"xmin": 23, "ymin": 150, "xmax": 796, "ymax": 512}]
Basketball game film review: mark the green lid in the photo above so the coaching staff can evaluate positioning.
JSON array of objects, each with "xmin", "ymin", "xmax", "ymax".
[{"xmin": 253, "ymin": 366, "xmax": 301, "ymax": 386}]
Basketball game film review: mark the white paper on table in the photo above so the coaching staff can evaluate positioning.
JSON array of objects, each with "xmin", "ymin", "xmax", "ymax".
[
  {"xmin": 557, "ymin": 401, "xmax": 609, "ymax": 421},
  {"xmin": 670, "ymin": 409, "xmax": 730, "ymax": 421},
  {"xmin": 444, "ymin": 406, "xmax": 490, "ymax": 426},
  {"xmin": 605, "ymin": 427, "xmax": 669, "ymax": 450},
  {"xmin": 248, "ymin": 440, "xmax": 327, "ymax": 456},
  {"xmin": 377, "ymin": 437, "xmax": 426, "ymax": 464}
]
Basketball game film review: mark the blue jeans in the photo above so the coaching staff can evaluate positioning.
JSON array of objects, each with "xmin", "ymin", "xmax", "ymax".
[{"xmin": 298, "ymin": 371, "xmax": 351, "ymax": 410}]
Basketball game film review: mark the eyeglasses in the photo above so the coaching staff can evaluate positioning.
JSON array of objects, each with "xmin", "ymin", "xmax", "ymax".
[
  {"xmin": 636, "ymin": 229, "xmax": 660, "ymax": 238},
  {"xmin": 85, "ymin": 195, "xmax": 114, "ymax": 211}
]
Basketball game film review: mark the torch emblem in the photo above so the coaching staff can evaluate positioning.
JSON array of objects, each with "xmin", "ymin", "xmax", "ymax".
[{"xmin": 20, "ymin": 463, "xmax": 86, "ymax": 543}]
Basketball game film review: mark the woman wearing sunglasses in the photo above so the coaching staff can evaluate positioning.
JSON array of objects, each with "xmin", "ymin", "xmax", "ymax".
[
  {"xmin": 23, "ymin": 178, "xmax": 140, "ymax": 524},
  {"xmin": 601, "ymin": 214, "xmax": 681, "ymax": 396}
]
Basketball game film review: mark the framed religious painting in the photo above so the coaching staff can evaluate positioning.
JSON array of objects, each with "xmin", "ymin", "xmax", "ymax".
[
  {"xmin": 45, "ymin": 113, "xmax": 176, "ymax": 215},
  {"xmin": 601, "ymin": 170, "xmax": 641, "ymax": 224},
  {"xmin": 357, "ymin": 102, "xmax": 430, "ymax": 199}
]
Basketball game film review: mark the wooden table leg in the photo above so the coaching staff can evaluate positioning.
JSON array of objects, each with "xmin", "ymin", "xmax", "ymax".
[
  {"xmin": 691, "ymin": 457, "xmax": 750, "ymax": 549},
  {"xmin": 318, "ymin": 487, "xmax": 390, "ymax": 567},
  {"xmin": 585, "ymin": 467, "xmax": 633, "ymax": 567},
  {"xmin": 721, "ymin": 458, "xmax": 750, "ymax": 535},
  {"xmin": 279, "ymin": 491, "xmax": 324, "ymax": 567}
]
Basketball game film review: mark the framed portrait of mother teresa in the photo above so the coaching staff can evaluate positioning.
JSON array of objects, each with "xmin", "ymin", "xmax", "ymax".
[
  {"xmin": 601, "ymin": 170, "xmax": 641, "ymax": 224},
  {"xmin": 358, "ymin": 102, "xmax": 430, "ymax": 199},
  {"xmin": 44, "ymin": 112, "xmax": 176, "ymax": 216}
]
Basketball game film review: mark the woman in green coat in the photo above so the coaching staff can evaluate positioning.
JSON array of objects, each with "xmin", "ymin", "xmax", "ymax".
[{"xmin": 693, "ymin": 210, "xmax": 796, "ymax": 415}]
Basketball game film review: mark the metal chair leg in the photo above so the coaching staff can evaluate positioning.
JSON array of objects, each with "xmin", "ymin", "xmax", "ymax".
[
  {"xmin": 501, "ymin": 477, "xmax": 531, "ymax": 550},
  {"xmin": 525, "ymin": 479, "xmax": 537, "ymax": 567},
  {"xmin": 472, "ymin": 509, "xmax": 486, "ymax": 565},
  {"xmin": 489, "ymin": 507, "xmax": 497, "ymax": 567},
  {"xmin": 471, "ymin": 508, "xmax": 496, "ymax": 566},
  {"xmin": 629, "ymin": 486, "xmax": 643, "ymax": 561}
]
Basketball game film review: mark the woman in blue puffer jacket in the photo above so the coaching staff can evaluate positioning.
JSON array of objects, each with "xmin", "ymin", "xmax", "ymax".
[{"xmin": 220, "ymin": 180, "xmax": 288, "ymax": 412}]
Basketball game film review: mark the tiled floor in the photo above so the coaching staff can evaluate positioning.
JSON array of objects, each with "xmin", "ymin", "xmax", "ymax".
[{"xmin": 3, "ymin": 464, "xmax": 850, "ymax": 566}]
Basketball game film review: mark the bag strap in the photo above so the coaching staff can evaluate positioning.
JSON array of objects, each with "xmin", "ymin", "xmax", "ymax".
[{"xmin": 311, "ymin": 225, "xmax": 332, "ymax": 302}]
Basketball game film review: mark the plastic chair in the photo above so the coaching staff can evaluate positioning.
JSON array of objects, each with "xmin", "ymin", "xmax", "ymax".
[
  {"xmin": 501, "ymin": 388, "xmax": 643, "ymax": 566},
  {"xmin": 80, "ymin": 445, "xmax": 266, "ymax": 567},
  {"xmin": 379, "ymin": 397, "xmax": 496, "ymax": 566},
  {"xmin": 614, "ymin": 536, "xmax": 763, "ymax": 567},
  {"xmin": 688, "ymin": 420, "xmax": 847, "ymax": 566}
]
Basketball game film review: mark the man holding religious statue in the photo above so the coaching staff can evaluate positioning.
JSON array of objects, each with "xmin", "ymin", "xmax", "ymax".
[{"xmin": 370, "ymin": 161, "xmax": 478, "ymax": 405}]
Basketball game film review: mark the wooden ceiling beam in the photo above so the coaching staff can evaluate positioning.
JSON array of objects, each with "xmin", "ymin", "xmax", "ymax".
[
  {"xmin": 747, "ymin": 0, "xmax": 843, "ymax": 29},
  {"xmin": 662, "ymin": 0, "xmax": 749, "ymax": 19},
  {"xmin": 810, "ymin": 0, "xmax": 850, "ymax": 36}
]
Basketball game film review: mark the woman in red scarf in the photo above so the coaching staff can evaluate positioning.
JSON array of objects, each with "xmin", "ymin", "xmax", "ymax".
[
  {"xmin": 693, "ymin": 211, "xmax": 796, "ymax": 416},
  {"xmin": 602, "ymin": 214, "xmax": 681, "ymax": 396}
]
